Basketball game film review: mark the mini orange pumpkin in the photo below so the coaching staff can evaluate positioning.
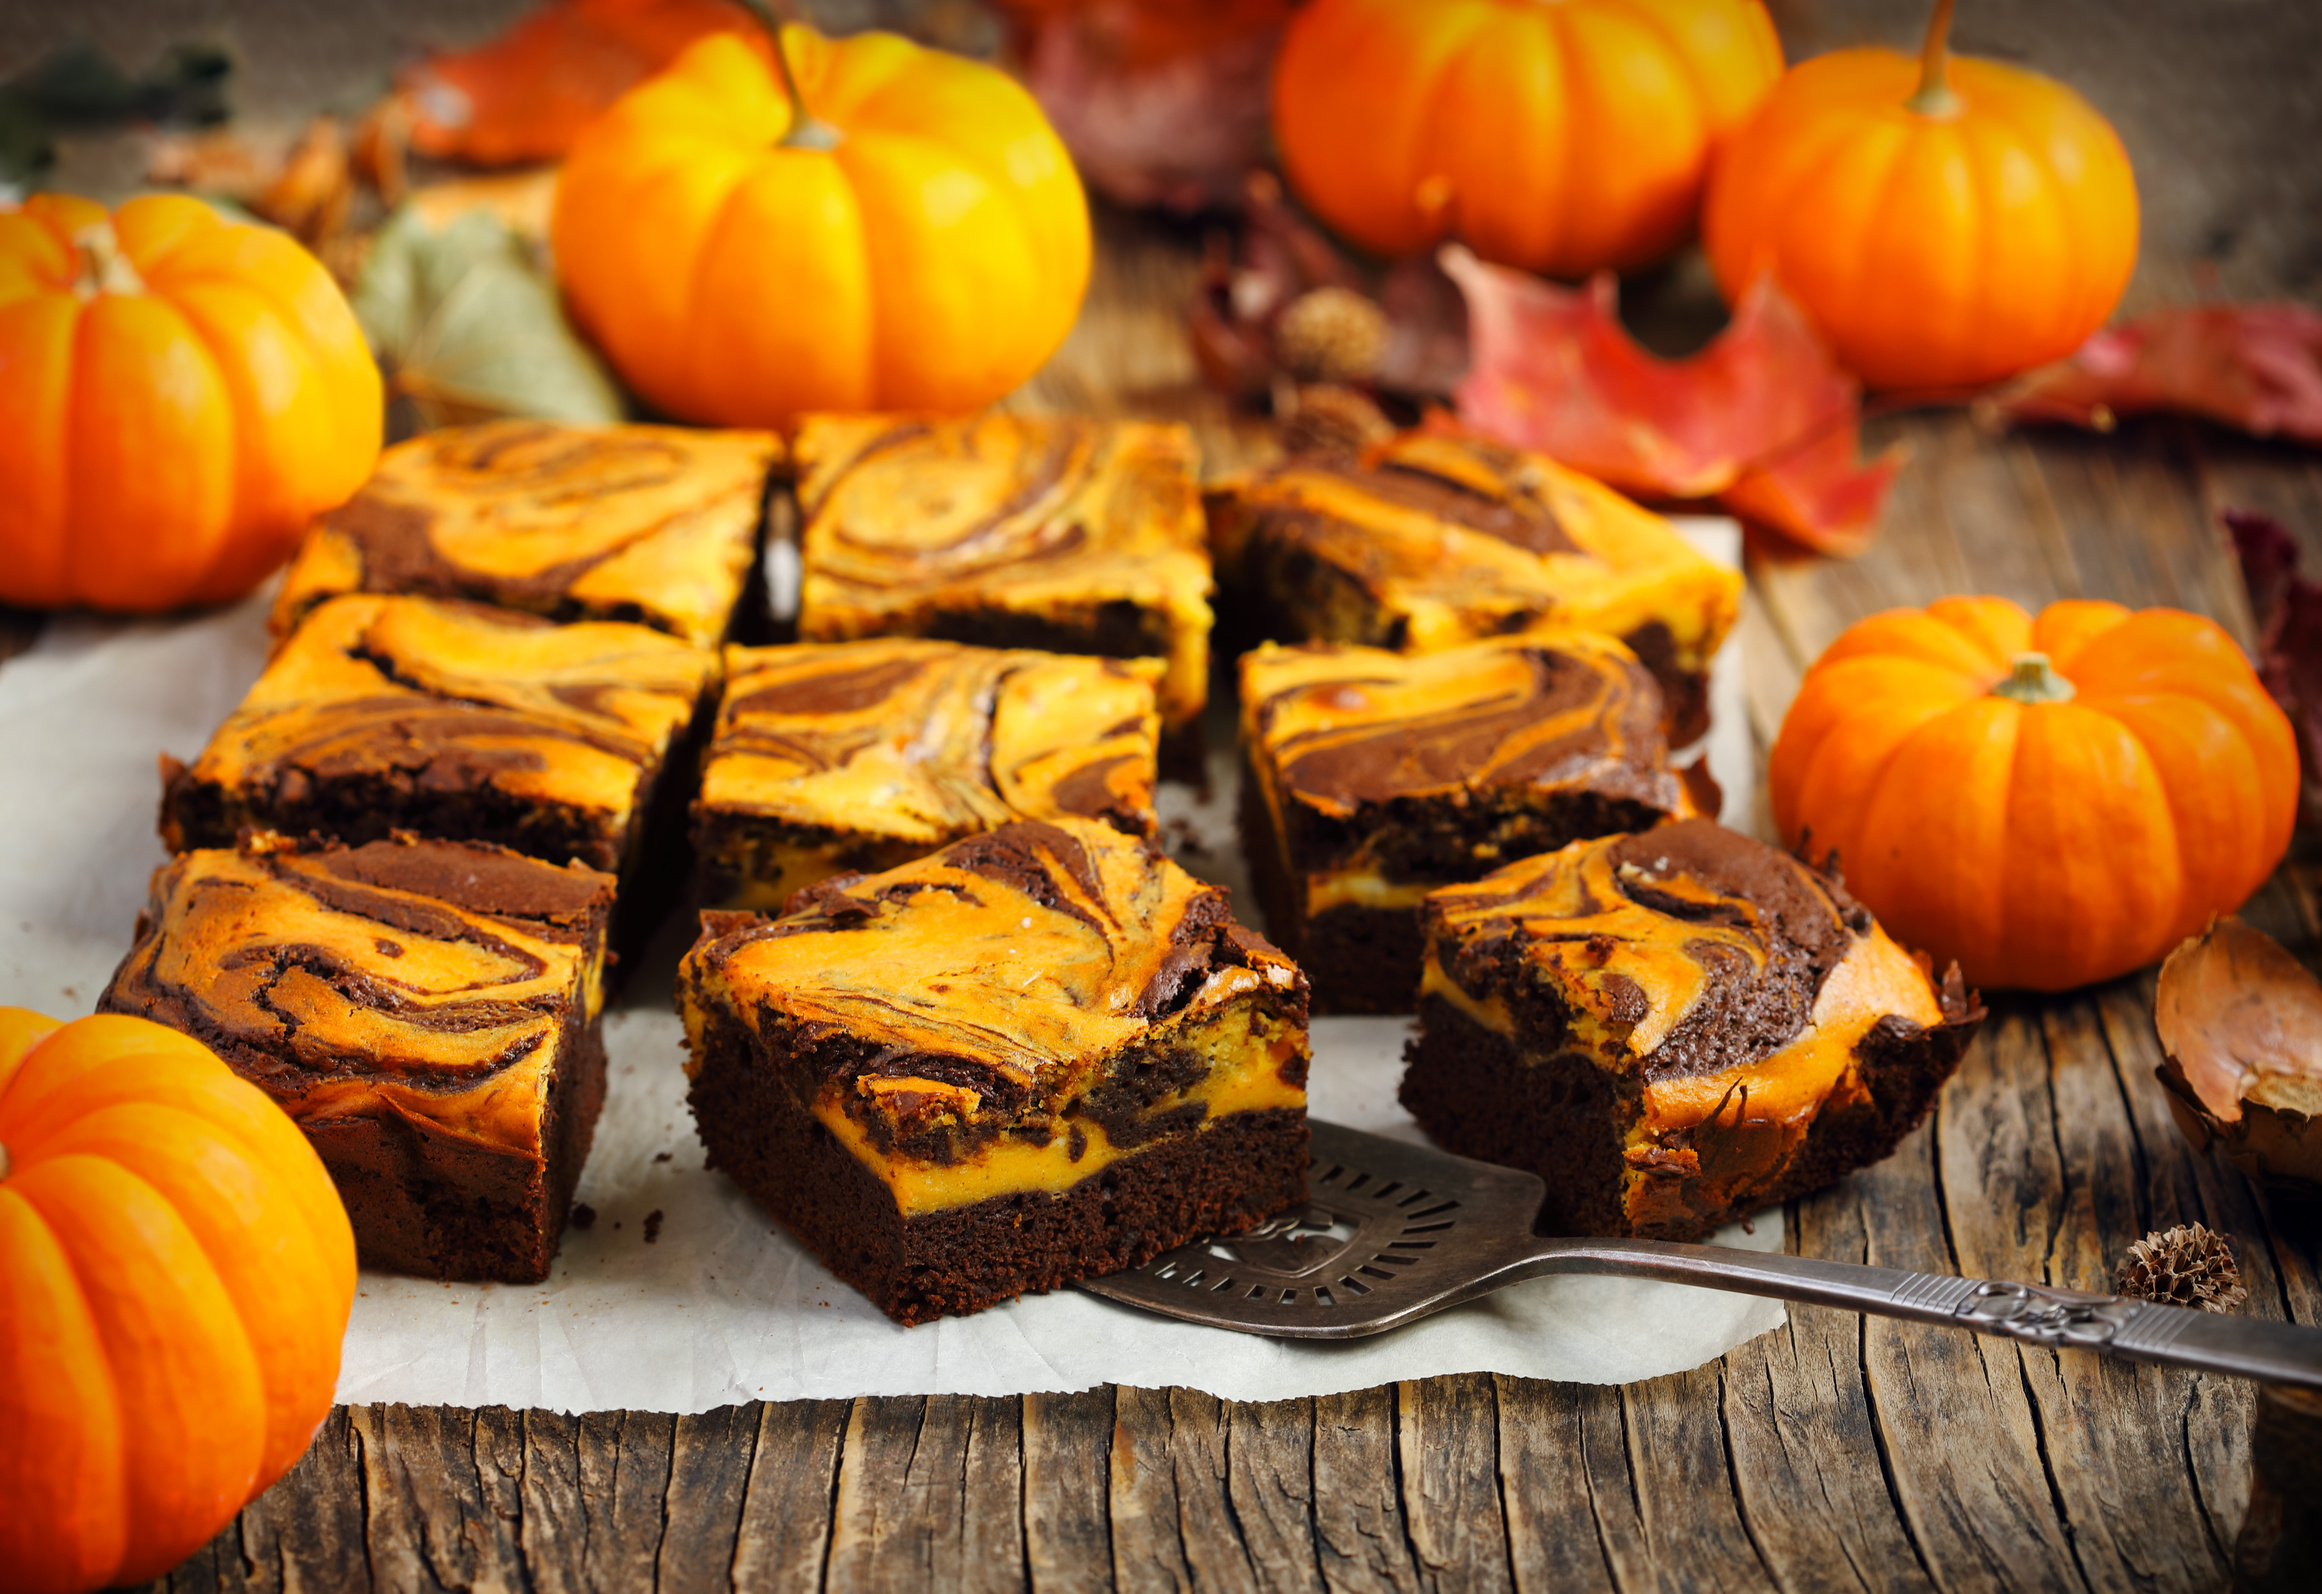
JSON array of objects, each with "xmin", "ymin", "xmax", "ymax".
[
  {"xmin": 0, "ymin": 194, "xmax": 383, "ymax": 613},
  {"xmin": 1704, "ymin": 0, "xmax": 2139, "ymax": 391},
  {"xmin": 0, "ymin": 1009, "xmax": 357, "ymax": 1594},
  {"xmin": 1270, "ymin": 0, "xmax": 1783, "ymax": 278},
  {"xmin": 552, "ymin": 22, "xmax": 1091, "ymax": 425},
  {"xmin": 1769, "ymin": 597, "xmax": 2297, "ymax": 992}
]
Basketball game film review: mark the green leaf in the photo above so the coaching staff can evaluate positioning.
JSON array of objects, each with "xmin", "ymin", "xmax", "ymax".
[{"xmin": 352, "ymin": 204, "xmax": 626, "ymax": 431}]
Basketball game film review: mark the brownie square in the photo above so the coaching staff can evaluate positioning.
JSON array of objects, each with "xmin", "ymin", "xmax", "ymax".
[
  {"xmin": 678, "ymin": 816, "xmax": 1310, "ymax": 1324},
  {"xmin": 1401, "ymin": 819, "xmax": 1982, "ymax": 1241},
  {"xmin": 273, "ymin": 420, "xmax": 779, "ymax": 648},
  {"xmin": 161, "ymin": 594, "xmax": 719, "ymax": 943},
  {"xmin": 1238, "ymin": 633, "xmax": 1697, "ymax": 1014},
  {"xmin": 793, "ymin": 412, "xmax": 1215, "ymax": 726},
  {"xmin": 99, "ymin": 832, "xmax": 615, "ymax": 1282},
  {"xmin": 1206, "ymin": 430, "xmax": 1742, "ymax": 744},
  {"xmin": 694, "ymin": 637, "xmax": 1163, "ymax": 909}
]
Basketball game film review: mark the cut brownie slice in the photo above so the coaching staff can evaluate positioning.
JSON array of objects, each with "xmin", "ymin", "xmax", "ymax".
[
  {"xmin": 99, "ymin": 832, "xmax": 615, "ymax": 1282},
  {"xmin": 678, "ymin": 816, "xmax": 1310, "ymax": 1324},
  {"xmin": 1207, "ymin": 430, "xmax": 1741, "ymax": 743},
  {"xmin": 695, "ymin": 637, "xmax": 1163, "ymax": 909},
  {"xmin": 1238, "ymin": 633, "xmax": 1697, "ymax": 1014},
  {"xmin": 793, "ymin": 412, "xmax": 1215, "ymax": 726},
  {"xmin": 273, "ymin": 420, "xmax": 779, "ymax": 647},
  {"xmin": 1402, "ymin": 819, "xmax": 1982, "ymax": 1241},
  {"xmin": 160, "ymin": 594, "xmax": 718, "ymax": 945}
]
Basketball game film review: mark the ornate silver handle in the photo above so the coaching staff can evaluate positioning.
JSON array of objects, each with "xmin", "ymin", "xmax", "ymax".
[{"xmin": 1522, "ymin": 1239, "xmax": 2322, "ymax": 1388}]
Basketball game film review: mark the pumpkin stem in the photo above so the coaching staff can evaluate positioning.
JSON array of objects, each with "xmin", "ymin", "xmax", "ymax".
[
  {"xmin": 735, "ymin": 0, "xmax": 843, "ymax": 151},
  {"xmin": 71, "ymin": 223, "xmax": 147, "ymax": 299},
  {"xmin": 1903, "ymin": 0, "xmax": 1963, "ymax": 119},
  {"xmin": 1989, "ymin": 651, "xmax": 2077, "ymax": 705}
]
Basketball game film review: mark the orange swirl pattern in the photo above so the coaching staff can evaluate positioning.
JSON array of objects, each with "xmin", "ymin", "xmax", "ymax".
[
  {"xmin": 1241, "ymin": 631, "xmax": 1679, "ymax": 822},
  {"xmin": 1208, "ymin": 430, "xmax": 1740, "ymax": 675},
  {"xmin": 697, "ymin": 638, "xmax": 1162, "ymax": 907},
  {"xmin": 101, "ymin": 835, "xmax": 614, "ymax": 1157},
  {"xmin": 163, "ymin": 594, "xmax": 719, "ymax": 871},
  {"xmin": 794, "ymin": 413, "xmax": 1214, "ymax": 723},
  {"xmin": 273, "ymin": 420, "xmax": 778, "ymax": 647},
  {"xmin": 681, "ymin": 818, "xmax": 1307, "ymax": 1203},
  {"xmin": 1423, "ymin": 821, "xmax": 1892, "ymax": 1073},
  {"xmin": 1416, "ymin": 819, "xmax": 1964, "ymax": 1234}
]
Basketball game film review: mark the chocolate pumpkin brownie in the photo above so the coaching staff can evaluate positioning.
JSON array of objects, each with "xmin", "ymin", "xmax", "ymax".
[
  {"xmin": 160, "ymin": 595, "xmax": 718, "ymax": 943},
  {"xmin": 273, "ymin": 420, "xmax": 779, "ymax": 648},
  {"xmin": 1207, "ymin": 430, "xmax": 1742, "ymax": 743},
  {"xmin": 793, "ymin": 412, "xmax": 1214, "ymax": 725},
  {"xmin": 1402, "ymin": 820, "xmax": 1981, "ymax": 1241},
  {"xmin": 99, "ymin": 832, "xmax": 615, "ymax": 1282},
  {"xmin": 695, "ymin": 638, "xmax": 1163, "ymax": 909},
  {"xmin": 1239, "ymin": 633, "xmax": 1696, "ymax": 1015},
  {"xmin": 678, "ymin": 817, "xmax": 1310, "ymax": 1324}
]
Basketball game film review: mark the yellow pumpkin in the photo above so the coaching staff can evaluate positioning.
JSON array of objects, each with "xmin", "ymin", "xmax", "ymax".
[
  {"xmin": 0, "ymin": 1009, "xmax": 356, "ymax": 1593},
  {"xmin": 0, "ymin": 194, "xmax": 382, "ymax": 612},
  {"xmin": 551, "ymin": 23, "xmax": 1091, "ymax": 425}
]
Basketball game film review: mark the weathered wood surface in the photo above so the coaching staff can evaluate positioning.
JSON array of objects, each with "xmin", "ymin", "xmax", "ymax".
[
  {"xmin": 101, "ymin": 249, "xmax": 2322, "ymax": 1594},
  {"xmin": 2, "ymin": 0, "xmax": 2314, "ymax": 1589}
]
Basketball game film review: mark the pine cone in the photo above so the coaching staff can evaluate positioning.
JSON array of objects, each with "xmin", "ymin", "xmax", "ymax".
[
  {"xmin": 1274, "ymin": 286, "xmax": 1388, "ymax": 384},
  {"xmin": 2116, "ymin": 1223, "xmax": 2248, "ymax": 1313},
  {"xmin": 1280, "ymin": 384, "xmax": 1393, "ymax": 458}
]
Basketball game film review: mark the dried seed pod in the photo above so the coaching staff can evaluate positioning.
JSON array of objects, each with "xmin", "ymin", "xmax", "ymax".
[
  {"xmin": 1280, "ymin": 383, "xmax": 1393, "ymax": 458},
  {"xmin": 2115, "ymin": 1223, "xmax": 2248, "ymax": 1313},
  {"xmin": 1274, "ymin": 285, "xmax": 1388, "ymax": 384},
  {"xmin": 2154, "ymin": 916, "xmax": 2322, "ymax": 1192}
]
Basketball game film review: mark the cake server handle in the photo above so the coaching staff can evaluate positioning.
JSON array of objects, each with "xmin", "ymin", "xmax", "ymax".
[{"xmin": 1517, "ymin": 1237, "xmax": 2322, "ymax": 1389}]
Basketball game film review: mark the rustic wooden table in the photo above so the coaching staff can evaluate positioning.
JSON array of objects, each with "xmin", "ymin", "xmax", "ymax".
[{"xmin": 7, "ymin": 2, "xmax": 2320, "ymax": 1590}]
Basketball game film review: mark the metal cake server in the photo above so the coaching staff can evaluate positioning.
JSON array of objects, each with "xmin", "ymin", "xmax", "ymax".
[{"xmin": 1080, "ymin": 1121, "xmax": 2322, "ymax": 1389}]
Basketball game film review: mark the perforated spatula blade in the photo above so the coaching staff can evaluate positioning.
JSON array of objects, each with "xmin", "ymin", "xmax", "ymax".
[{"xmin": 1079, "ymin": 1120, "xmax": 2322, "ymax": 1389}]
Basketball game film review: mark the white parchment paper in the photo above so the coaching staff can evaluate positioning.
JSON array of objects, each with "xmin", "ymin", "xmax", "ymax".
[{"xmin": 0, "ymin": 522, "xmax": 1784, "ymax": 1411}]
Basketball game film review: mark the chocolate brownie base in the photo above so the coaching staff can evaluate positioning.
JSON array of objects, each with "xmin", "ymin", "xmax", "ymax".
[
  {"xmin": 164, "ymin": 771, "xmax": 611, "ymax": 877},
  {"xmin": 1300, "ymin": 905, "xmax": 1431, "ymax": 1016},
  {"xmin": 1236, "ymin": 747, "xmax": 1301, "ymax": 954},
  {"xmin": 693, "ymin": 813, "xmax": 922, "ymax": 908},
  {"xmin": 314, "ymin": 1019, "xmax": 605, "ymax": 1282},
  {"xmin": 1621, "ymin": 621, "xmax": 1710, "ymax": 749},
  {"xmin": 614, "ymin": 685, "xmax": 716, "ymax": 954},
  {"xmin": 689, "ymin": 1014, "xmax": 1306, "ymax": 1324},
  {"xmin": 1234, "ymin": 761, "xmax": 1675, "ymax": 1018},
  {"xmin": 1236, "ymin": 751, "xmax": 1424, "ymax": 1013},
  {"xmin": 1399, "ymin": 998, "xmax": 1635, "ymax": 1236},
  {"xmin": 911, "ymin": 596, "xmax": 1177, "ymax": 666},
  {"xmin": 1400, "ymin": 995, "xmax": 1972, "ymax": 1242}
]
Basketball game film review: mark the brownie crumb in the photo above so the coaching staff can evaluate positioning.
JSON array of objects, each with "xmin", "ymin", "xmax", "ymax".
[
  {"xmin": 569, "ymin": 1202, "xmax": 597, "ymax": 1231},
  {"xmin": 643, "ymin": 1209, "xmax": 665, "ymax": 1243}
]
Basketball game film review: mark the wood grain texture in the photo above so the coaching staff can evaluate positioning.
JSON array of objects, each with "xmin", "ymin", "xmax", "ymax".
[
  {"xmin": 39, "ymin": 0, "xmax": 2320, "ymax": 1580},
  {"xmin": 110, "ymin": 301, "xmax": 2322, "ymax": 1594}
]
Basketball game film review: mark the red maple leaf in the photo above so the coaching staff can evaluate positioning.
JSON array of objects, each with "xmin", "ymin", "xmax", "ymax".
[
  {"xmin": 1442, "ymin": 245, "xmax": 1899, "ymax": 556},
  {"xmin": 397, "ymin": 0, "xmax": 754, "ymax": 167},
  {"xmin": 998, "ymin": 0, "xmax": 1291, "ymax": 212},
  {"xmin": 1993, "ymin": 303, "xmax": 2322, "ymax": 445},
  {"xmin": 2229, "ymin": 507, "xmax": 2322, "ymax": 824}
]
